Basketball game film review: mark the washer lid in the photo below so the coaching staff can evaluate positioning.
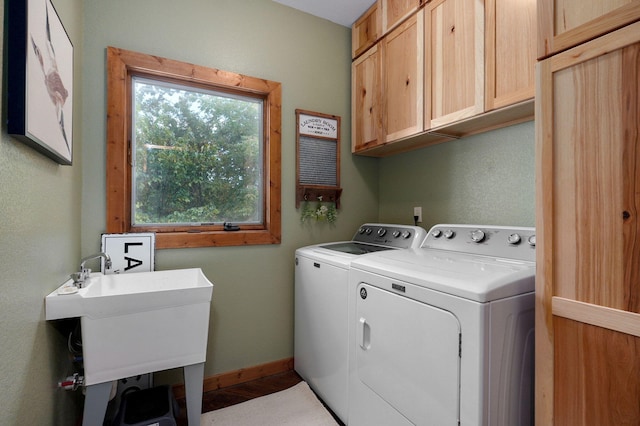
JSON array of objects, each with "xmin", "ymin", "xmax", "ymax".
[
  {"xmin": 350, "ymin": 248, "xmax": 535, "ymax": 302},
  {"xmin": 319, "ymin": 242, "xmax": 396, "ymax": 255}
]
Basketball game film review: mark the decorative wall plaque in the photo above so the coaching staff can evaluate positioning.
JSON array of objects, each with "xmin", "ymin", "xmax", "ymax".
[{"xmin": 295, "ymin": 110, "xmax": 342, "ymax": 212}]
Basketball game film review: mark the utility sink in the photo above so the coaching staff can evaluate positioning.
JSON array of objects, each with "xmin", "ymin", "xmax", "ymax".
[{"xmin": 45, "ymin": 268, "xmax": 214, "ymax": 385}]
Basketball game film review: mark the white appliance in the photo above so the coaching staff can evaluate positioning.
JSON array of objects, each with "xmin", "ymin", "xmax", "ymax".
[
  {"xmin": 348, "ymin": 224, "xmax": 536, "ymax": 426},
  {"xmin": 295, "ymin": 223, "xmax": 427, "ymax": 423}
]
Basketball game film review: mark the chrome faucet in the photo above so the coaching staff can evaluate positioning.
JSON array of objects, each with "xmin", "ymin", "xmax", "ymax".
[{"xmin": 71, "ymin": 252, "xmax": 112, "ymax": 288}]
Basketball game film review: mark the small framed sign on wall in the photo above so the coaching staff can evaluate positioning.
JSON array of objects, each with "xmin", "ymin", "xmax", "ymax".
[
  {"xmin": 295, "ymin": 109, "xmax": 342, "ymax": 211},
  {"xmin": 101, "ymin": 233, "xmax": 155, "ymax": 274}
]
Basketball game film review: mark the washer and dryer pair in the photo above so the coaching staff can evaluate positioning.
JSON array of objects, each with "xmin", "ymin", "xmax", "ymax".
[{"xmin": 295, "ymin": 223, "xmax": 536, "ymax": 426}]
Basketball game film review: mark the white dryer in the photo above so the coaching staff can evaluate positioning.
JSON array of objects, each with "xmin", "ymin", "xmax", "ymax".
[
  {"xmin": 348, "ymin": 224, "xmax": 536, "ymax": 426},
  {"xmin": 294, "ymin": 223, "xmax": 426, "ymax": 423}
]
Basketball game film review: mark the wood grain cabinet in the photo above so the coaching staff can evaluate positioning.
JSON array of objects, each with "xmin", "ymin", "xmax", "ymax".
[
  {"xmin": 353, "ymin": 2, "xmax": 381, "ymax": 59},
  {"xmin": 424, "ymin": 0, "xmax": 484, "ymax": 129},
  {"xmin": 352, "ymin": 44, "xmax": 383, "ymax": 152},
  {"xmin": 538, "ymin": 0, "xmax": 640, "ymax": 58},
  {"xmin": 351, "ymin": 0, "xmax": 535, "ymax": 156},
  {"xmin": 381, "ymin": 0, "xmax": 422, "ymax": 33},
  {"xmin": 384, "ymin": 11, "xmax": 424, "ymax": 142},
  {"xmin": 485, "ymin": 0, "xmax": 536, "ymax": 111},
  {"xmin": 536, "ymin": 20, "xmax": 640, "ymax": 425}
]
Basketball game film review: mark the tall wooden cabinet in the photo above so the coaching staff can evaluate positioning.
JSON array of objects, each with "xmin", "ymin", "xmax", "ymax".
[{"xmin": 536, "ymin": 17, "xmax": 640, "ymax": 426}]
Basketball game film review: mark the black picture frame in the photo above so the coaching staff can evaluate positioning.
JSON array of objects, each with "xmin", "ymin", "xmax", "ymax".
[{"xmin": 7, "ymin": 0, "xmax": 74, "ymax": 165}]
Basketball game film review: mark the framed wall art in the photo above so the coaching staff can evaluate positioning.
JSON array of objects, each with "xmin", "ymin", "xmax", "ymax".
[{"xmin": 7, "ymin": 0, "xmax": 74, "ymax": 165}]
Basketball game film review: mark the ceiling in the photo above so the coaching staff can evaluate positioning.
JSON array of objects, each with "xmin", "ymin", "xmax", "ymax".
[{"xmin": 272, "ymin": 0, "xmax": 376, "ymax": 27}]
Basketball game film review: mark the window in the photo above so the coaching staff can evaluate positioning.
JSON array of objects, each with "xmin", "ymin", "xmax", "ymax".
[{"xmin": 106, "ymin": 47, "xmax": 281, "ymax": 248}]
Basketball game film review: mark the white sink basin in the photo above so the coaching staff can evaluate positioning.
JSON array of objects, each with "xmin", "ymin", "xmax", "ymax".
[
  {"xmin": 46, "ymin": 268, "xmax": 213, "ymax": 320},
  {"xmin": 45, "ymin": 268, "xmax": 213, "ymax": 385}
]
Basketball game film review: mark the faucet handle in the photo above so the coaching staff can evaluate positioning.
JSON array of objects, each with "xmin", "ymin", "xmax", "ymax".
[{"xmin": 70, "ymin": 272, "xmax": 83, "ymax": 284}]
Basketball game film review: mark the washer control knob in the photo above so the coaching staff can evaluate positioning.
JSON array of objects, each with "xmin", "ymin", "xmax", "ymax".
[
  {"xmin": 470, "ymin": 229, "xmax": 485, "ymax": 243},
  {"xmin": 401, "ymin": 231, "xmax": 412, "ymax": 239},
  {"xmin": 527, "ymin": 235, "xmax": 536, "ymax": 247},
  {"xmin": 358, "ymin": 227, "xmax": 366, "ymax": 234},
  {"xmin": 377, "ymin": 228, "xmax": 387, "ymax": 237},
  {"xmin": 443, "ymin": 229, "xmax": 455, "ymax": 239},
  {"xmin": 431, "ymin": 229, "xmax": 442, "ymax": 238},
  {"xmin": 392, "ymin": 230, "xmax": 401, "ymax": 238},
  {"xmin": 364, "ymin": 227, "xmax": 372, "ymax": 235},
  {"xmin": 507, "ymin": 233, "xmax": 522, "ymax": 245}
]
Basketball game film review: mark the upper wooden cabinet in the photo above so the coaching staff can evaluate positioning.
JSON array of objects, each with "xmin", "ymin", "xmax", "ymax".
[
  {"xmin": 352, "ymin": 44, "xmax": 383, "ymax": 152},
  {"xmin": 353, "ymin": 2, "xmax": 381, "ymax": 59},
  {"xmin": 351, "ymin": 0, "xmax": 535, "ymax": 156},
  {"xmin": 384, "ymin": 11, "xmax": 424, "ymax": 141},
  {"xmin": 425, "ymin": 0, "xmax": 484, "ymax": 129},
  {"xmin": 382, "ymin": 0, "xmax": 422, "ymax": 33},
  {"xmin": 538, "ymin": 0, "xmax": 640, "ymax": 58},
  {"xmin": 485, "ymin": 0, "xmax": 536, "ymax": 111}
]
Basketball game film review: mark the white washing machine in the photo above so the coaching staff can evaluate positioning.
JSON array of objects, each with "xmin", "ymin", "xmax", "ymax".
[
  {"xmin": 348, "ymin": 224, "xmax": 536, "ymax": 426},
  {"xmin": 295, "ymin": 223, "xmax": 427, "ymax": 423}
]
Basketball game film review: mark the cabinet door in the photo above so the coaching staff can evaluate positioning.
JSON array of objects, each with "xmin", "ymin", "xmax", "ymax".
[
  {"xmin": 352, "ymin": 44, "xmax": 383, "ymax": 152},
  {"xmin": 425, "ymin": 0, "xmax": 484, "ymax": 129},
  {"xmin": 536, "ymin": 21, "xmax": 640, "ymax": 425},
  {"xmin": 353, "ymin": 2, "xmax": 381, "ymax": 59},
  {"xmin": 384, "ymin": 11, "xmax": 424, "ymax": 142},
  {"xmin": 485, "ymin": 0, "xmax": 536, "ymax": 111},
  {"xmin": 381, "ymin": 0, "xmax": 422, "ymax": 33},
  {"xmin": 538, "ymin": 0, "xmax": 640, "ymax": 58}
]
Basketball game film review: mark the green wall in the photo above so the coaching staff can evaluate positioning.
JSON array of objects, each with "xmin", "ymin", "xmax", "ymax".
[
  {"xmin": 80, "ymin": 0, "xmax": 379, "ymax": 383},
  {"xmin": 0, "ymin": 0, "xmax": 84, "ymax": 423},
  {"xmin": 379, "ymin": 121, "xmax": 535, "ymax": 228}
]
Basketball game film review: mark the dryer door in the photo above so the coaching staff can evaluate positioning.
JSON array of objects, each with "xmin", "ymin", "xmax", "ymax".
[{"xmin": 356, "ymin": 283, "xmax": 461, "ymax": 425}]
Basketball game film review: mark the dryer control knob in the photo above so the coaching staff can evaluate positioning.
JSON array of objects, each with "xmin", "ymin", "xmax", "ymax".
[
  {"xmin": 364, "ymin": 227, "xmax": 372, "ymax": 235},
  {"xmin": 470, "ymin": 229, "xmax": 485, "ymax": 243},
  {"xmin": 431, "ymin": 229, "xmax": 442, "ymax": 238},
  {"xmin": 528, "ymin": 235, "xmax": 536, "ymax": 247},
  {"xmin": 392, "ymin": 230, "xmax": 401, "ymax": 238},
  {"xmin": 401, "ymin": 231, "xmax": 412, "ymax": 239},
  {"xmin": 377, "ymin": 228, "xmax": 387, "ymax": 237},
  {"xmin": 443, "ymin": 229, "xmax": 455, "ymax": 239},
  {"xmin": 507, "ymin": 233, "xmax": 522, "ymax": 245}
]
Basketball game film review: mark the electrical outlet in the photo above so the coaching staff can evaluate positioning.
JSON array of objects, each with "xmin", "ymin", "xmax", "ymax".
[{"xmin": 413, "ymin": 206, "xmax": 422, "ymax": 223}]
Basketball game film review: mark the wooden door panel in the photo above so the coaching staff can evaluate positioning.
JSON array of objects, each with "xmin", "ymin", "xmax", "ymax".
[
  {"xmin": 485, "ymin": 0, "xmax": 536, "ymax": 110},
  {"xmin": 554, "ymin": 318, "xmax": 640, "ymax": 425},
  {"xmin": 551, "ymin": 41, "xmax": 640, "ymax": 312},
  {"xmin": 426, "ymin": 0, "xmax": 483, "ymax": 128},
  {"xmin": 538, "ymin": 0, "xmax": 640, "ymax": 58},
  {"xmin": 384, "ymin": 13, "xmax": 424, "ymax": 141},
  {"xmin": 383, "ymin": 0, "xmax": 421, "ymax": 32},
  {"xmin": 352, "ymin": 45, "xmax": 383, "ymax": 152}
]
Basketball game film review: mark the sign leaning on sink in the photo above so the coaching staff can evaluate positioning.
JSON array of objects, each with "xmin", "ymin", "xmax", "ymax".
[{"xmin": 101, "ymin": 233, "xmax": 155, "ymax": 274}]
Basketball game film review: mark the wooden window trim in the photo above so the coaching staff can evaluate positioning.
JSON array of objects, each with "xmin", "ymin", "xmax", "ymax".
[{"xmin": 106, "ymin": 47, "xmax": 281, "ymax": 249}]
